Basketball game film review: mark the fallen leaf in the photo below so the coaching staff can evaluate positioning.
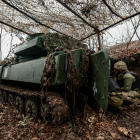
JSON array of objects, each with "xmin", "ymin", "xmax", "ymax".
[
  {"xmin": 110, "ymin": 133, "xmax": 117, "ymax": 139},
  {"xmin": 31, "ymin": 137, "xmax": 39, "ymax": 140},
  {"xmin": 96, "ymin": 136, "xmax": 104, "ymax": 140},
  {"xmin": 118, "ymin": 127, "xmax": 128, "ymax": 136},
  {"xmin": 85, "ymin": 130, "xmax": 90, "ymax": 139}
]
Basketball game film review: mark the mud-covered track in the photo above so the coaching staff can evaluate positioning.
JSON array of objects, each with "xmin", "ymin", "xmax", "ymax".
[{"xmin": 0, "ymin": 84, "xmax": 69, "ymax": 125}]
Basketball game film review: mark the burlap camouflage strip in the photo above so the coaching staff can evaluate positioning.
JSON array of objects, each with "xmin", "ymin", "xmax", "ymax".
[
  {"xmin": 65, "ymin": 49, "xmax": 90, "ymax": 113},
  {"xmin": 41, "ymin": 53, "xmax": 54, "ymax": 95},
  {"xmin": 65, "ymin": 49, "xmax": 90, "ymax": 94}
]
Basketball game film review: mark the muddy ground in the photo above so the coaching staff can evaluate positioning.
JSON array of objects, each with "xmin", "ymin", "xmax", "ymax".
[{"xmin": 0, "ymin": 95, "xmax": 140, "ymax": 140}]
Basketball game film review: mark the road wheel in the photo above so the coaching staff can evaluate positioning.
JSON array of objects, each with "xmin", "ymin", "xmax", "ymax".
[
  {"xmin": 8, "ymin": 93, "xmax": 15, "ymax": 104},
  {"xmin": 3, "ymin": 91, "xmax": 8, "ymax": 102},
  {"xmin": 26, "ymin": 100, "xmax": 39, "ymax": 122},
  {"xmin": 15, "ymin": 96, "xmax": 24, "ymax": 114},
  {"xmin": 40, "ymin": 102, "xmax": 51, "ymax": 122}
]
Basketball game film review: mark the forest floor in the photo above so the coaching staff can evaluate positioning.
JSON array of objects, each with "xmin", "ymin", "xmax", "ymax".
[{"xmin": 0, "ymin": 95, "xmax": 140, "ymax": 140}]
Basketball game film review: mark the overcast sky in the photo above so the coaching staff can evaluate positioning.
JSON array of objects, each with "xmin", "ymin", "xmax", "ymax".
[{"xmin": 0, "ymin": 30, "xmax": 26, "ymax": 60}]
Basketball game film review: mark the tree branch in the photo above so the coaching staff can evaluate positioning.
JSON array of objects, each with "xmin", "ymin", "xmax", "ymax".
[
  {"xmin": 0, "ymin": 21, "xmax": 30, "ymax": 35},
  {"xmin": 56, "ymin": 0, "xmax": 99, "ymax": 31},
  {"xmin": 81, "ymin": 12, "xmax": 140, "ymax": 41},
  {"xmin": 2, "ymin": 0, "xmax": 72, "ymax": 38},
  {"xmin": 102, "ymin": 0, "xmax": 124, "ymax": 19},
  {"xmin": 127, "ymin": 19, "xmax": 140, "ymax": 48},
  {"xmin": 131, "ymin": 18, "xmax": 140, "ymax": 40}
]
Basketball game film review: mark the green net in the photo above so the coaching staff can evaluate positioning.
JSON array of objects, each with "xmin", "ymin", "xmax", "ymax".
[{"xmin": 40, "ymin": 33, "xmax": 88, "ymax": 54}]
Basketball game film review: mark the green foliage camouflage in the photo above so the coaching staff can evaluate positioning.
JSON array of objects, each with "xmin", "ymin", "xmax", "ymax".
[{"xmin": 40, "ymin": 33, "xmax": 88, "ymax": 54}]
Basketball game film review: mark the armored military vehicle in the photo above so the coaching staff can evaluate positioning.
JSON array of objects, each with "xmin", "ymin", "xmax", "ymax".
[{"xmin": 0, "ymin": 33, "xmax": 109, "ymax": 124}]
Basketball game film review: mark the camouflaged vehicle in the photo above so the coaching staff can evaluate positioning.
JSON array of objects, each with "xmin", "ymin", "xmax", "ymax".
[{"xmin": 0, "ymin": 33, "xmax": 109, "ymax": 124}]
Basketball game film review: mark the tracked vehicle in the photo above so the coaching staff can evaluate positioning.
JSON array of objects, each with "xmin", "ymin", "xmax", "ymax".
[{"xmin": 0, "ymin": 33, "xmax": 109, "ymax": 124}]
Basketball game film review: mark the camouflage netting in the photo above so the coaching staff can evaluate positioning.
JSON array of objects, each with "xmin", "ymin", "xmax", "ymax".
[
  {"xmin": 0, "ymin": 0, "xmax": 140, "ymax": 43},
  {"xmin": 0, "ymin": 0, "xmax": 140, "ymax": 64}
]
